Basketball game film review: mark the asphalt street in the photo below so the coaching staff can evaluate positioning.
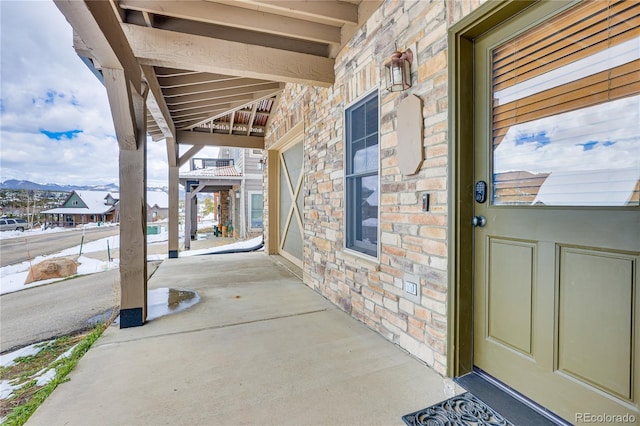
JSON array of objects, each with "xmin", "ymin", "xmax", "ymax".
[
  {"xmin": 0, "ymin": 226, "xmax": 120, "ymax": 267},
  {"xmin": 0, "ymin": 261, "xmax": 161, "ymax": 353}
]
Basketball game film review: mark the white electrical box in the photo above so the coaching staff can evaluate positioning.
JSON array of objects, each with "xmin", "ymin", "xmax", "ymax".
[
  {"xmin": 404, "ymin": 273, "xmax": 421, "ymax": 303},
  {"xmin": 405, "ymin": 281, "xmax": 418, "ymax": 296}
]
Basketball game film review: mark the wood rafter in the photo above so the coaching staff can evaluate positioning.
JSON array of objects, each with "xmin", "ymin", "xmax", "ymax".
[
  {"xmin": 58, "ymin": 0, "xmax": 380, "ymax": 158},
  {"xmin": 120, "ymin": 0, "xmax": 342, "ymax": 45},
  {"xmin": 142, "ymin": 65, "xmax": 175, "ymax": 139},
  {"xmin": 177, "ymin": 130, "xmax": 264, "ymax": 149},
  {"xmin": 164, "ymin": 84, "xmax": 283, "ymax": 106},
  {"xmin": 219, "ymin": 0, "xmax": 359, "ymax": 25},
  {"xmin": 121, "ymin": 24, "xmax": 335, "ymax": 87}
]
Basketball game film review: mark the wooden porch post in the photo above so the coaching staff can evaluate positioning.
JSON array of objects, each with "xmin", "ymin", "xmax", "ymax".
[
  {"xmin": 104, "ymin": 68, "xmax": 148, "ymax": 328},
  {"xmin": 184, "ymin": 186, "xmax": 191, "ymax": 250},
  {"xmin": 168, "ymin": 164, "xmax": 179, "ymax": 258},
  {"xmin": 190, "ymin": 195, "xmax": 198, "ymax": 239}
]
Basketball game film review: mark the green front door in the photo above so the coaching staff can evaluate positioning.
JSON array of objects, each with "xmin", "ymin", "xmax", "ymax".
[{"xmin": 473, "ymin": 1, "xmax": 640, "ymax": 421}]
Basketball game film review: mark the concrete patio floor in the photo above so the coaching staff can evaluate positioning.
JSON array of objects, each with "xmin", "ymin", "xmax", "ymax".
[{"xmin": 28, "ymin": 252, "xmax": 456, "ymax": 425}]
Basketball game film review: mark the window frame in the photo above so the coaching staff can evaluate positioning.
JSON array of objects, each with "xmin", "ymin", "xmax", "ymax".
[
  {"xmin": 248, "ymin": 190, "xmax": 264, "ymax": 230},
  {"xmin": 343, "ymin": 88, "xmax": 380, "ymax": 259}
]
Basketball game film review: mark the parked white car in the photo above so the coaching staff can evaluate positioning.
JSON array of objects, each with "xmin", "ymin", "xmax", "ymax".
[{"xmin": 0, "ymin": 218, "xmax": 30, "ymax": 231}]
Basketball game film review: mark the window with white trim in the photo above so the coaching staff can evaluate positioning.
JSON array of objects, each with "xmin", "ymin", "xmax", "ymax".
[
  {"xmin": 249, "ymin": 191, "xmax": 264, "ymax": 229},
  {"xmin": 345, "ymin": 90, "xmax": 379, "ymax": 257}
]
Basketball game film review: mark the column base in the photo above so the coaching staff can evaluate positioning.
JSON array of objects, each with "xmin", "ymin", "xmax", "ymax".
[
  {"xmin": 120, "ymin": 308, "xmax": 144, "ymax": 328},
  {"xmin": 168, "ymin": 250, "xmax": 178, "ymax": 259}
]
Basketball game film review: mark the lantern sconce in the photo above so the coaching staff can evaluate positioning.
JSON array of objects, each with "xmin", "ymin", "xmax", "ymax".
[
  {"xmin": 257, "ymin": 158, "xmax": 265, "ymax": 171},
  {"xmin": 384, "ymin": 48, "xmax": 413, "ymax": 92}
]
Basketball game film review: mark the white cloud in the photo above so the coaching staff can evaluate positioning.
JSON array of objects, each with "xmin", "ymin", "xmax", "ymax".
[
  {"xmin": 0, "ymin": 1, "xmax": 169, "ymax": 188},
  {"xmin": 494, "ymin": 95, "xmax": 640, "ymax": 174}
]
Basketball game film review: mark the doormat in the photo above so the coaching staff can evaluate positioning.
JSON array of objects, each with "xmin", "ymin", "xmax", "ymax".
[{"xmin": 402, "ymin": 392, "xmax": 514, "ymax": 425}]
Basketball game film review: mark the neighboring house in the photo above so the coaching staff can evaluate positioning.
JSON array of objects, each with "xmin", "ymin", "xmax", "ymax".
[
  {"xmin": 146, "ymin": 191, "xmax": 169, "ymax": 222},
  {"xmin": 179, "ymin": 148, "xmax": 263, "ymax": 245},
  {"xmin": 41, "ymin": 191, "xmax": 118, "ymax": 227}
]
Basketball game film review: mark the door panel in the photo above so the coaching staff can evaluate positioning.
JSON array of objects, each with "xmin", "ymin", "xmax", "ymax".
[
  {"xmin": 473, "ymin": 1, "xmax": 640, "ymax": 421},
  {"xmin": 558, "ymin": 247, "xmax": 635, "ymax": 400},
  {"xmin": 278, "ymin": 140, "xmax": 304, "ymax": 265},
  {"xmin": 487, "ymin": 238, "xmax": 534, "ymax": 355}
]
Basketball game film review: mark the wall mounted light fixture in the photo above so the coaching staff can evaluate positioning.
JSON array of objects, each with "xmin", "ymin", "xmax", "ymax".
[
  {"xmin": 257, "ymin": 158, "xmax": 265, "ymax": 171},
  {"xmin": 384, "ymin": 48, "xmax": 413, "ymax": 92}
]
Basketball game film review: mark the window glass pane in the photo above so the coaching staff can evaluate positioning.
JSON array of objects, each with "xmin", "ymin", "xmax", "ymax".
[
  {"xmin": 365, "ymin": 98, "xmax": 378, "ymax": 135},
  {"xmin": 282, "ymin": 215, "xmax": 303, "ymax": 260},
  {"xmin": 365, "ymin": 135, "xmax": 379, "ymax": 171},
  {"xmin": 491, "ymin": 2, "xmax": 640, "ymax": 206},
  {"xmin": 351, "ymin": 104, "xmax": 365, "ymax": 142},
  {"xmin": 358, "ymin": 174, "xmax": 378, "ymax": 246},
  {"xmin": 282, "ymin": 141, "xmax": 303, "ymax": 188},
  {"xmin": 346, "ymin": 91, "xmax": 379, "ymax": 257},
  {"xmin": 351, "ymin": 139, "xmax": 366, "ymax": 174},
  {"xmin": 279, "ymin": 162, "xmax": 291, "ymax": 236},
  {"xmin": 251, "ymin": 193, "xmax": 263, "ymax": 228}
]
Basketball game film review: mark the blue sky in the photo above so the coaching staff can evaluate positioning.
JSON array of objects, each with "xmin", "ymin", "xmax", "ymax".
[{"xmin": 0, "ymin": 1, "xmax": 214, "ymax": 188}]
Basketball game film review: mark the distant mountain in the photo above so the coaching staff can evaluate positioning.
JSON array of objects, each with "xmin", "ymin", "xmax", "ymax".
[
  {"xmin": 0, "ymin": 179, "xmax": 169, "ymax": 193},
  {"xmin": 0, "ymin": 179, "xmax": 118, "ymax": 192}
]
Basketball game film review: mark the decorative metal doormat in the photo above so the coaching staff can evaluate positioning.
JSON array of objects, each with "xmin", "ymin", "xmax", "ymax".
[{"xmin": 402, "ymin": 392, "xmax": 514, "ymax": 426}]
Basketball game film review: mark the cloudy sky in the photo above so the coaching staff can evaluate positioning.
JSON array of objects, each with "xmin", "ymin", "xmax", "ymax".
[{"xmin": 0, "ymin": 1, "xmax": 215, "ymax": 189}]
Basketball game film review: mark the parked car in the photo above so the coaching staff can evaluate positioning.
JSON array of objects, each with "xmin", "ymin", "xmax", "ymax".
[{"xmin": 0, "ymin": 218, "xmax": 31, "ymax": 232}]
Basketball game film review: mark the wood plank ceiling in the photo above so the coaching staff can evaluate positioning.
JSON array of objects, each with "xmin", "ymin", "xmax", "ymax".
[{"xmin": 61, "ymin": 0, "xmax": 382, "ymax": 146}]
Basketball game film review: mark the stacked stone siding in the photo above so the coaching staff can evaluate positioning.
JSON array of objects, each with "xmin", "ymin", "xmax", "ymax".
[{"xmin": 264, "ymin": 0, "xmax": 484, "ymax": 376}]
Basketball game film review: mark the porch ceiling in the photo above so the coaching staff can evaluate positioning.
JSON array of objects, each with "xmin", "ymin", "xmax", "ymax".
[{"xmin": 55, "ymin": 0, "xmax": 382, "ymax": 152}]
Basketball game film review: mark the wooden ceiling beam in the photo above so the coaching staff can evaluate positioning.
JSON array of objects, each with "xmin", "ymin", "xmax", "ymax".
[
  {"xmin": 166, "ymin": 93, "xmax": 269, "ymax": 112},
  {"xmin": 177, "ymin": 130, "xmax": 264, "ymax": 149},
  {"xmin": 178, "ymin": 145, "xmax": 205, "ymax": 168},
  {"xmin": 246, "ymin": 103, "xmax": 259, "ymax": 136},
  {"xmin": 157, "ymin": 73, "xmax": 243, "ymax": 88},
  {"xmin": 171, "ymin": 107, "xmax": 233, "ymax": 120},
  {"xmin": 141, "ymin": 11, "xmax": 154, "ymax": 27},
  {"xmin": 174, "ymin": 115, "xmax": 210, "ymax": 125},
  {"xmin": 154, "ymin": 67, "xmax": 202, "ymax": 78},
  {"xmin": 158, "ymin": 18, "xmax": 328, "ymax": 57},
  {"xmin": 141, "ymin": 65, "xmax": 175, "ymax": 141},
  {"xmin": 55, "ymin": 0, "xmax": 142, "ymax": 92},
  {"xmin": 122, "ymin": 24, "xmax": 334, "ymax": 87},
  {"xmin": 232, "ymin": 0, "xmax": 358, "ymax": 24},
  {"xmin": 183, "ymin": 91, "xmax": 280, "ymax": 130},
  {"xmin": 120, "ymin": 0, "xmax": 341, "ymax": 44},
  {"xmin": 161, "ymin": 78, "xmax": 274, "ymax": 97},
  {"xmin": 164, "ymin": 84, "xmax": 284, "ymax": 105}
]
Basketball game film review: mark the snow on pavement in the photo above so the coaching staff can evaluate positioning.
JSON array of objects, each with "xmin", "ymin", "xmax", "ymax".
[
  {"xmin": 0, "ymin": 222, "xmax": 118, "ymax": 241},
  {"xmin": 1, "ymin": 226, "xmax": 262, "ymax": 295}
]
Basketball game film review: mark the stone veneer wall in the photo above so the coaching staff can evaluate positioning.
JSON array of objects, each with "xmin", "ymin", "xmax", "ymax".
[{"xmin": 264, "ymin": 0, "xmax": 484, "ymax": 376}]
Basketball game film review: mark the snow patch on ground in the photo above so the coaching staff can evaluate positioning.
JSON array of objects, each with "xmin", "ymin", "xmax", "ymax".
[
  {"xmin": 179, "ymin": 236, "xmax": 263, "ymax": 257},
  {"xmin": 0, "ymin": 343, "xmax": 44, "ymax": 368},
  {"xmin": 0, "ymin": 222, "xmax": 118, "ymax": 241},
  {"xmin": 0, "ymin": 341, "xmax": 80, "ymax": 403},
  {"xmin": 0, "ymin": 221, "xmax": 260, "ymax": 295}
]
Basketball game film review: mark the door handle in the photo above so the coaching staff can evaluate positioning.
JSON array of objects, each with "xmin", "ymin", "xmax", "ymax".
[{"xmin": 472, "ymin": 215, "xmax": 487, "ymax": 227}]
